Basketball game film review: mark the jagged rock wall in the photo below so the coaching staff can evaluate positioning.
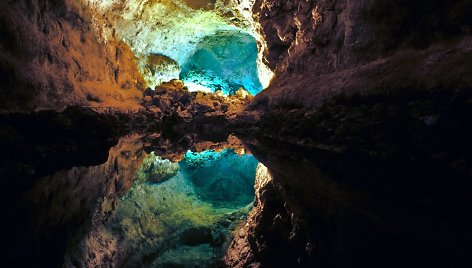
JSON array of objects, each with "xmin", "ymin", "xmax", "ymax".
[
  {"xmin": 0, "ymin": 0, "xmax": 145, "ymax": 111},
  {"xmin": 228, "ymin": 102, "xmax": 472, "ymax": 266},
  {"xmin": 0, "ymin": 0, "xmax": 276, "ymax": 112},
  {"xmin": 251, "ymin": 0, "xmax": 472, "ymax": 107},
  {"xmin": 256, "ymin": 0, "xmax": 471, "ymax": 73}
]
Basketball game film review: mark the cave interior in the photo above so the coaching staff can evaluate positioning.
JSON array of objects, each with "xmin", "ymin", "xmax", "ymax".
[{"xmin": 0, "ymin": 0, "xmax": 472, "ymax": 267}]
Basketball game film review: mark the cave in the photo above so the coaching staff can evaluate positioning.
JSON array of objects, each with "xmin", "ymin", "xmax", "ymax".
[{"xmin": 1, "ymin": 0, "xmax": 472, "ymax": 267}]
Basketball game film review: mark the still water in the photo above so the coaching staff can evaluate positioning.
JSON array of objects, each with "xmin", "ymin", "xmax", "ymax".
[
  {"xmin": 2, "ymin": 108, "xmax": 469, "ymax": 267},
  {"xmin": 107, "ymin": 149, "xmax": 258, "ymax": 267},
  {"xmin": 5, "ymin": 133, "xmax": 259, "ymax": 267}
]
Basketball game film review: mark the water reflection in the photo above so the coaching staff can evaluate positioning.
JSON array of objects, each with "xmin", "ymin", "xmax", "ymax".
[
  {"xmin": 4, "ymin": 125, "xmax": 470, "ymax": 267},
  {"xmin": 91, "ymin": 148, "xmax": 258, "ymax": 267},
  {"xmin": 6, "ymin": 133, "xmax": 258, "ymax": 267}
]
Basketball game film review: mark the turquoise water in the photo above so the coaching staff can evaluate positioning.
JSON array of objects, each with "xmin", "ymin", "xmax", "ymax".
[{"xmin": 110, "ymin": 149, "xmax": 258, "ymax": 266}]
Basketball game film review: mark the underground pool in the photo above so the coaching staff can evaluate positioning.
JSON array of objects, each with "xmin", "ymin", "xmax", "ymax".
[{"xmin": 105, "ymin": 148, "xmax": 259, "ymax": 267}]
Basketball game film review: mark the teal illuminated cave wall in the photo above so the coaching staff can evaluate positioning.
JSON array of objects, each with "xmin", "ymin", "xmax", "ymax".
[{"xmin": 180, "ymin": 31, "xmax": 263, "ymax": 95}]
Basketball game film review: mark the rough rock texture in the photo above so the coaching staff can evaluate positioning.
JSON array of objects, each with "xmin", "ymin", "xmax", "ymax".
[
  {"xmin": 0, "ymin": 0, "xmax": 145, "ymax": 111},
  {"xmin": 1, "ymin": 112, "xmax": 254, "ymax": 267},
  {"xmin": 84, "ymin": 0, "xmax": 273, "ymax": 89},
  {"xmin": 61, "ymin": 134, "xmax": 255, "ymax": 267},
  {"xmin": 252, "ymin": 0, "xmax": 472, "ymax": 107},
  {"xmin": 180, "ymin": 149, "xmax": 258, "ymax": 208},
  {"xmin": 143, "ymin": 133, "xmax": 250, "ymax": 162},
  {"xmin": 141, "ymin": 152, "xmax": 180, "ymax": 183},
  {"xmin": 141, "ymin": 79, "xmax": 254, "ymax": 123},
  {"xmin": 1, "ymin": 0, "xmax": 472, "ymax": 267}
]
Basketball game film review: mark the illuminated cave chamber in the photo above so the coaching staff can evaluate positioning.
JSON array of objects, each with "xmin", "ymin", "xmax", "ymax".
[{"xmin": 86, "ymin": 0, "xmax": 273, "ymax": 96}]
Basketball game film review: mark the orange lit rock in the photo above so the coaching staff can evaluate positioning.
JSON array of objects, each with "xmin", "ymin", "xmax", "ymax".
[{"xmin": 0, "ymin": 1, "xmax": 147, "ymax": 112}]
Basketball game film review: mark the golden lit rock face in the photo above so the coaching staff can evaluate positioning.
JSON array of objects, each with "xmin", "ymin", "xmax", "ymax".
[
  {"xmin": 164, "ymin": 134, "xmax": 250, "ymax": 161},
  {"xmin": 144, "ymin": 54, "xmax": 181, "ymax": 86},
  {"xmin": 85, "ymin": 0, "xmax": 273, "ymax": 90},
  {"xmin": 0, "ymin": 0, "xmax": 146, "ymax": 111}
]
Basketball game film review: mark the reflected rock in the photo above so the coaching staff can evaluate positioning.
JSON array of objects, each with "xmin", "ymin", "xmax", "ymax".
[{"xmin": 141, "ymin": 152, "xmax": 180, "ymax": 184}]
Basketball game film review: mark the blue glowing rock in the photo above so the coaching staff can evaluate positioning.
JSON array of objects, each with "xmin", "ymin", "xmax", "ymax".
[{"xmin": 180, "ymin": 30, "xmax": 263, "ymax": 95}]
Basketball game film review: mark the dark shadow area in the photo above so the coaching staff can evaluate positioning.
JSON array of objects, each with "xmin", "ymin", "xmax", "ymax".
[{"xmin": 234, "ymin": 86, "xmax": 472, "ymax": 267}]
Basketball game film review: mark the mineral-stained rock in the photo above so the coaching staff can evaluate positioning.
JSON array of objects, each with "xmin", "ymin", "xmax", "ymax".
[{"xmin": 224, "ymin": 163, "xmax": 274, "ymax": 267}]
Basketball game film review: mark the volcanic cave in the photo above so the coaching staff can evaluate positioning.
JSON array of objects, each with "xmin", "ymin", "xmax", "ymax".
[{"xmin": 1, "ymin": 0, "xmax": 472, "ymax": 267}]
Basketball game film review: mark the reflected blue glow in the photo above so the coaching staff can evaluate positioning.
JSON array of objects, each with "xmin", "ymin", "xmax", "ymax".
[
  {"xmin": 181, "ymin": 148, "xmax": 258, "ymax": 208},
  {"xmin": 111, "ymin": 148, "xmax": 259, "ymax": 266}
]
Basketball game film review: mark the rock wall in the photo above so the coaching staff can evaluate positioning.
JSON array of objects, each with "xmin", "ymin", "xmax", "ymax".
[
  {"xmin": 0, "ymin": 0, "xmax": 145, "ymax": 112},
  {"xmin": 251, "ymin": 0, "xmax": 472, "ymax": 107},
  {"xmin": 228, "ymin": 103, "xmax": 472, "ymax": 266},
  {"xmin": 223, "ymin": 1, "xmax": 472, "ymax": 267}
]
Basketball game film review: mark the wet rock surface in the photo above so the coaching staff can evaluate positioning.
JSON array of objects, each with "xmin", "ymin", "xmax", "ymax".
[
  {"xmin": 180, "ymin": 149, "xmax": 259, "ymax": 208},
  {"xmin": 255, "ymin": 0, "xmax": 472, "ymax": 75},
  {"xmin": 218, "ymin": 4, "xmax": 472, "ymax": 264},
  {"xmin": 252, "ymin": 0, "xmax": 472, "ymax": 110},
  {"xmin": 65, "ymin": 138, "xmax": 256, "ymax": 268},
  {"xmin": 141, "ymin": 152, "xmax": 180, "ymax": 184},
  {"xmin": 1, "ymin": 134, "xmax": 147, "ymax": 267}
]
